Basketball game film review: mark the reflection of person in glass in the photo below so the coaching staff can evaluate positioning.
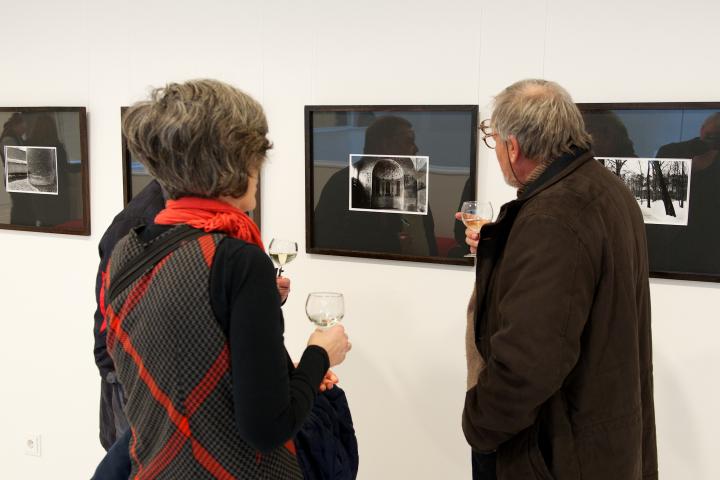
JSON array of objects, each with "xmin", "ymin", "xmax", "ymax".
[
  {"xmin": 653, "ymin": 112, "xmax": 720, "ymax": 273},
  {"xmin": 315, "ymin": 115, "xmax": 437, "ymax": 256},
  {"xmin": 449, "ymin": 176, "xmax": 474, "ymax": 257},
  {"xmin": 1, "ymin": 113, "xmax": 27, "ymax": 193},
  {"xmin": 10, "ymin": 114, "xmax": 71, "ymax": 226},
  {"xmin": 583, "ymin": 109, "xmax": 637, "ymax": 158},
  {"xmin": 0, "ymin": 113, "xmax": 27, "ymax": 159}
]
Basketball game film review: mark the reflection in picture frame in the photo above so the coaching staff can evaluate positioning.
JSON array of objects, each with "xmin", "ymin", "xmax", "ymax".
[
  {"xmin": 305, "ymin": 105, "xmax": 478, "ymax": 266},
  {"xmin": 579, "ymin": 102, "xmax": 720, "ymax": 282},
  {"xmin": 0, "ymin": 107, "xmax": 89, "ymax": 235},
  {"xmin": 120, "ymin": 107, "xmax": 261, "ymax": 230}
]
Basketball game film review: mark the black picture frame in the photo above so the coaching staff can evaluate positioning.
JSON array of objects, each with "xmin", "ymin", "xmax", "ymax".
[
  {"xmin": 121, "ymin": 107, "xmax": 262, "ymax": 231},
  {"xmin": 305, "ymin": 105, "xmax": 478, "ymax": 266},
  {"xmin": 0, "ymin": 107, "xmax": 89, "ymax": 235},
  {"xmin": 578, "ymin": 102, "xmax": 720, "ymax": 282}
]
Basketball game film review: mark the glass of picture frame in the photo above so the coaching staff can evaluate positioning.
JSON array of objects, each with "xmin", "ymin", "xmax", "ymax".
[
  {"xmin": 578, "ymin": 102, "xmax": 720, "ymax": 282},
  {"xmin": 305, "ymin": 105, "xmax": 478, "ymax": 266},
  {"xmin": 0, "ymin": 107, "xmax": 89, "ymax": 235}
]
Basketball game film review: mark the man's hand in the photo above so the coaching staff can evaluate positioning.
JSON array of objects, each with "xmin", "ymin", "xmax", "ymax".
[
  {"xmin": 455, "ymin": 212, "xmax": 479, "ymax": 255},
  {"xmin": 276, "ymin": 276, "xmax": 290, "ymax": 303}
]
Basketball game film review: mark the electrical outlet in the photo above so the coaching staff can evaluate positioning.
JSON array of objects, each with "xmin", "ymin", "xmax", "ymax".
[{"xmin": 24, "ymin": 434, "xmax": 41, "ymax": 457}]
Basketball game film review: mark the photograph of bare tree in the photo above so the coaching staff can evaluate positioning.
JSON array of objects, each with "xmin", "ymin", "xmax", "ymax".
[{"xmin": 598, "ymin": 157, "xmax": 691, "ymax": 225}]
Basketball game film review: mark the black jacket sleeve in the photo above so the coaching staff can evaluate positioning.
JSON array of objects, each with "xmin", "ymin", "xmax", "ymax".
[{"xmin": 211, "ymin": 239, "xmax": 329, "ymax": 452}]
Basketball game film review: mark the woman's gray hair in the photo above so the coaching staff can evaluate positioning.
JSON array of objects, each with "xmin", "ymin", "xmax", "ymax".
[
  {"xmin": 492, "ymin": 79, "xmax": 591, "ymax": 162},
  {"xmin": 122, "ymin": 79, "xmax": 271, "ymax": 199}
]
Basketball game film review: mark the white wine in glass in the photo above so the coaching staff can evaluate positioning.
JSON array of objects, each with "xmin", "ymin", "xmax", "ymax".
[
  {"xmin": 268, "ymin": 238, "xmax": 298, "ymax": 277},
  {"xmin": 306, "ymin": 292, "xmax": 344, "ymax": 328},
  {"xmin": 461, "ymin": 201, "xmax": 494, "ymax": 258}
]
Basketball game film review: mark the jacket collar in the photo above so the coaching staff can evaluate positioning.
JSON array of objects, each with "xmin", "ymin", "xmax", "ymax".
[{"xmin": 518, "ymin": 147, "xmax": 595, "ymax": 201}]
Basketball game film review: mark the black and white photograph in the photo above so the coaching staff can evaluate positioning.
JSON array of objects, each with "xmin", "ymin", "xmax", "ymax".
[
  {"xmin": 307, "ymin": 105, "xmax": 477, "ymax": 266},
  {"xmin": 0, "ymin": 107, "xmax": 89, "ymax": 235},
  {"xmin": 349, "ymin": 154, "xmax": 429, "ymax": 214},
  {"xmin": 4, "ymin": 146, "xmax": 58, "ymax": 195},
  {"xmin": 597, "ymin": 157, "xmax": 691, "ymax": 225}
]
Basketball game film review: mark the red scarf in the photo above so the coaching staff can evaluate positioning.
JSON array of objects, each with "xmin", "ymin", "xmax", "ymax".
[{"xmin": 154, "ymin": 197, "xmax": 264, "ymax": 250}]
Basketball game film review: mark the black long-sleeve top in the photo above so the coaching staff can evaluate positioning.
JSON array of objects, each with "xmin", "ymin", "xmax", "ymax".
[{"xmin": 140, "ymin": 224, "xmax": 329, "ymax": 452}]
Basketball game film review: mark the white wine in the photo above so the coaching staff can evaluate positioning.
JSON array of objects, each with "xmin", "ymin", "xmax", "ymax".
[
  {"xmin": 269, "ymin": 252, "xmax": 297, "ymax": 267},
  {"xmin": 308, "ymin": 313, "xmax": 344, "ymax": 328},
  {"xmin": 462, "ymin": 214, "xmax": 489, "ymax": 233}
]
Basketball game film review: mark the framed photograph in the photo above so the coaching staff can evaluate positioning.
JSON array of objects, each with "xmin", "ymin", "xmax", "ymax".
[
  {"xmin": 579, "ymin": 102, "xmax": 720, "ymax": 282},
  {"xmin": 0, "ymin": 107, "xmax": 89, "ymax": 235},
  {"xmin": 305, "ymin": 105, "xmax": 478, "ymax": 266},
  {"xmin": 121, "ymin": 107, "xmax": 262, "ymax": 230}
]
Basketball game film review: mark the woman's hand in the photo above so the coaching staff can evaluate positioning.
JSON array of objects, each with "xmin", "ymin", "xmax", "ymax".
[
  {"xmin": 319, "ymin": 370, "xmax": 339, "ymax": 392},
  {"xmin": 308, "ymin": 324, "xmax": 351, "ymax": 367},
  {"xmin": 276, "ymin": 276, "xmax": 290, "ymax": 303}
]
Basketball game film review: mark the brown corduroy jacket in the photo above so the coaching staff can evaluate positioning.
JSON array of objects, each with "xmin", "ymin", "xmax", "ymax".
[{"xmin": 463, "ymin": 149, "xmax": 658, "ymax": 479}]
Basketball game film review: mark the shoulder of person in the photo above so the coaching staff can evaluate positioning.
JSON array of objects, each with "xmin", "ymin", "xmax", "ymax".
[{"xmin": 217, "ymin": 237, "xmax": 273, "ymax": 270}]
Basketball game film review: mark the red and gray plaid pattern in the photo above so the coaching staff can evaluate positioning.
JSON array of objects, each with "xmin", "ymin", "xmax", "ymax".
[{"xmin": 106, "ymin": 227, "xmax": 303, "ymax": 479}]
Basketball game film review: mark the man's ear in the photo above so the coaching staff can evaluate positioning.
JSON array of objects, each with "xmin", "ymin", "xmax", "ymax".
[{"xmin": 507, "ymin": 135, "xmax": 521, "ymax": 164}]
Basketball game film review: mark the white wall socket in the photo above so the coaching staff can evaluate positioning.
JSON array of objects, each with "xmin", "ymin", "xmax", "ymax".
[{"xmin": 24, "ymin": 434, "xmax": 41, "ymax": 457}]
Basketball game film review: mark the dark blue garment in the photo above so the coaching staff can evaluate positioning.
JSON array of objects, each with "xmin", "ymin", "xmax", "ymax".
[
  {"xmin": 91, "ymin": 428, "xmax": 131, "ymax": 480},
  {"xmin": 295, "ymin": 386, "xmax": 359, "ymax": 480},
  {"xmin": 92, "ymin": 386, "xmax": 359, "ymax": 480}
]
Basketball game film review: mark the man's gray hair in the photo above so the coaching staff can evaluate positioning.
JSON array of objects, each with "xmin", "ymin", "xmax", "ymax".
[
  {"xmin": 122, "ymin": 79, "xmax": 271, "ymax": 200},
  {"xmin": 492, "ymin": 79, "xmax": 591, "ymax": 162}
]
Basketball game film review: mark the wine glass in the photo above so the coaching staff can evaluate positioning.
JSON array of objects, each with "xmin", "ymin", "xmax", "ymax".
[
  {"xmin": 306, "ymin": 292, "xmax": 344, "ymax": 329},
  {"xmin": 268, "ymin": 238, "xmax": 298, "ymax": 277},
  {"xmin": 460, "ymin": 201, "xmax": 494, "ymax": 258}
]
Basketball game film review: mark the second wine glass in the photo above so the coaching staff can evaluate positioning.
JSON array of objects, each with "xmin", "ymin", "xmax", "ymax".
[{"xmin": 268, "ymin": 238, "xmax": 298, "ymax": 277}]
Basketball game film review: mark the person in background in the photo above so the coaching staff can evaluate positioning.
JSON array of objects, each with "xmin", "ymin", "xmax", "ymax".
[
  {"xmin": 461, "ymin": 79, "xmax": 657, "ymax": 480},
  {"xmin": 93, "ymin": 179, "xmax": 165, "ymax": 450},
  {"xmin": 100, "ymin": 79, "xmax": 350, "ymax": 478}
]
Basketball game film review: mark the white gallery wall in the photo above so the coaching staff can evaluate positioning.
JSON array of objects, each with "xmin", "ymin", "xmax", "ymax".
[{"xmin": 0, "ymin": 0, "xmax": 718, "ymax": 478}]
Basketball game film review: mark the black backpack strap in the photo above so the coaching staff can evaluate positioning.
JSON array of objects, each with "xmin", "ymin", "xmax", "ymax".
[{"xmin": 106, "ymin": 224, "xmax": 206, "ymax": 306}]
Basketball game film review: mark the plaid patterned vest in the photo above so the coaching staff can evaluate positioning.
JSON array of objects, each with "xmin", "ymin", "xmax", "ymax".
[{"xmin": 105, "ymin": 227, "xmax": 303, "ymax": 479}]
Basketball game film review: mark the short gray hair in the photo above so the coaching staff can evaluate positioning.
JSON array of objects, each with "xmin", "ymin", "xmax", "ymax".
[
  {"xmin": 122, "ymin": 79, "xmax": 271, "ymax": 199},
  {"xmin": 492, "ymin": 79, "xmax": 591, "ymax": 162}
]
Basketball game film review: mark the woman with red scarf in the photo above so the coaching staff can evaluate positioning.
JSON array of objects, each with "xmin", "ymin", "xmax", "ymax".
[{"xmin": 102, "ymin": 79, "xmax": 351, "ymax": 479}]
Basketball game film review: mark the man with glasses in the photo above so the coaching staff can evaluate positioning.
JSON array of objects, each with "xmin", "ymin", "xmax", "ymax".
[{"xmin": 461, "ymin": 79, "xmax": 657, "ymax": 480}]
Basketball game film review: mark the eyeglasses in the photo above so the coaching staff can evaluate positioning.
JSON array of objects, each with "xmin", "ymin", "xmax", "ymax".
[{"xmin": 479, "ymin": 119, "xmax": 496, "ymax": 149}]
